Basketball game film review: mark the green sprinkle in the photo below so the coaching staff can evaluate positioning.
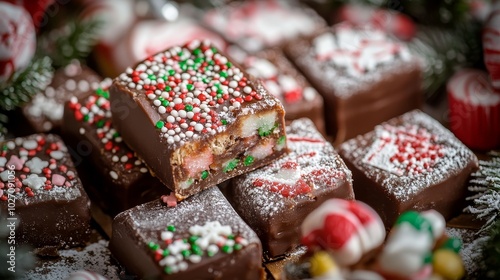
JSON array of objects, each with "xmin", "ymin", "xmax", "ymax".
[
  {"xmin": 193, "ymin": 48, "xmax": 201, "ymax": 56},
  {"xmin": 178, "ymin": 51, "xmax": 184, "ymax": 57},
  {"xmin": 201, "ymin": 170, "xmax": 209, "ymax": 180},
  {"xmin": 202, "ymin": 78, "xmax": 210, "ymax": 84},
  {"xmin": 234, "ymin": 244, "xmax": 243, "ymax": 251},
  {"xmin": 278, "ymin": 135, "xmax": 286, "ymax": 145},
  {"xmin": 162, "ymin": 249, "xmax": 170, "ymax": 256},
  {"xmin": 258, "ymin": 124, "xmax": 275, "ymax": 137},
  {"xmin": 208, "ymin": 60, "xmax": 215, "ymax": 66},
  {"xmin": 222, "ymin": 245, "xmax": 233, "ymax": 254},
  {"xmin": 216, "ymin": 93, "xmax": 222, "ymax": 99},
  {"xmin": 148, "ymin": 242, "xmax": 159, "ymax": 250},
  {"xmin": 162, "ymin": 100, "xmax": 170, "ymax": 107},
  {"xmin": 96, "ymin": 88, "xmax": 109, "ymax": 99},
  {"xmin": 187, "ymin": 84, "xmax": 194, "ymax": 91},
  {"xmin": 167, "ymin": 225, "xmax": 176, "ymax": 232},
  {"xmin": 2, "ymin": 145, "xmax": 7, "ymax": 151},
  {"xmin": 181, "ymin": 249, "xmax": 191, "ymax": 258},
  {"xmin": 220, "ymin": 71, "xmax": 228, "ymax": 78},
  {"xmin": 221, "ymin": 119, "xmax": 227, "ymax": 125},
  {"xmin": 96, "ymin": 119, "xmax": 105, "ymax": 128},
  {"xmin": 223, "ymin": 159, "xmax": 239, "ymax": 173},
  {"xmin": 226, "ymin": 62, "xmax": 232, "ymax": 68},
  {"xmin": 148, "ymin": 74, "xmax": 156, "ymax": 80},
  {"xmin": 162, "ymin": 75, "xmax": 167, "ymax": 81},
  {"xmin": 155, "ymin": 121, "xmax": 164, "ymax": 129},
  {"xmin": 164, "ymin": 266, "xmax": 173, "ymax": 274},
  {"xmin": 113, "ymin": 132, "xmax": 120, "ymax": 138},
  {"xmin": 227, "ymin": 234, "xmax": 235, "ymax": 240},
  {"xmin": 244, "ymin": 155, "xmax": 254, "ymax": 166},
  {"xmin": 180, "ymin": 62, "xmax": 188, "ymax": 71},
  {"xmin": 185, "ymin": 104, "xmax": 193, "ymax": 112},
  {"xmin": 83, "ymin": 115, "xmax": 90, "ymax": 122},
  {"xmin": 211, "ymin": 47, "xmax": 217, "ymax": 54},
  {"xmin": 165, "ymin": 86, "xmax": 171, "ymax": 91},
  {"xmin": 188, "ymin": 236, "xmax": 199, "ymax": 244},
  {"xmin": 194, "ymin": 57, "xmax": 204, "ymax": 64},
  {"xmin": 191, "ymin": 244, "xmax": 203, "ymax": 256},
  {"xmin": 208, "ymin": 250, "xmax": 216, "ymax": 257},
  {"xmin": 168, "ymin": 69, "xmax": 175, "ymax": 76}
]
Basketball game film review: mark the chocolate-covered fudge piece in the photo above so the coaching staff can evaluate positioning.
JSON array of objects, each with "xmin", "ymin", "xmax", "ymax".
[
  {"xmin": 338, "ymin": 110, "xmax": 479, "ymax": 227},
  {"xmin": 0, "ymin": 134, "xmax": 91, "ymax": 249},
  {"xmin": 110, "ymin": 40, "xmax": 288, "ymax": 200},
  {"xmin": 286, "ymin": 23, "xmax": 422, "ymax": 145},
  {"xmin": 203, "ymin": 0, "xmax": 326, "ymax": 53},
  {"xmin": 22, "ymin": 62, "xmax": 101, "ymax": 133},
  {"xmin": 241, "ymin": 50, "xmax": 326, "ymax": 135},
  {"xmin": 228, "ymin": 118, "xmax": 354, "ymax": 258},
  {"xmin": 62, "ymin": 83, "xmax": 168, "ymax": 215},
  {"xmin": 110, "ymin": 187, "xmax": 263, "ymax": 280}
]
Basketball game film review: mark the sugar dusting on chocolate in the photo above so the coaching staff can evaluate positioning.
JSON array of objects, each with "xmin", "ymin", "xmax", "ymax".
[
  {"xmin": 286, "ymin": 24, "xmax": 420, "ymax": 98},
  {"xmin": 22, "ymin": 240, "xmax": 120, "ymax": 280},
  {"xmin": 339, "ymin": 110, "xmax": 478, "ymax": 202},
  {"xmin": 232, "ymin": 118, "xmax": 353, "ymax": 218}
]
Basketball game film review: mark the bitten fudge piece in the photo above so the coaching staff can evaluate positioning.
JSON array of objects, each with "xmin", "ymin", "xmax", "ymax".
[
  {"xmin": 203, "ymin": 0, "xmax": 325, "ymax": 53},
  {"xmin": 338, "ymin": 110, "xmax": 479, "ymax": 227},
  {"xmin": 0, "ymin": 134, "xmax": 91, "ymax": 249},
  {"xmin": 110, "ymin": 187, "xmax": 263, "ymax": 280},
  {"xmin": 241, "ymin": 49, "xmax": 326, "ymax": 135},
  {"xmin": 286, "ymin": 23, "xmax": 422, "ymax": 145},
  {"xmin": 110, "ymin": 40, "xmax": 287, "ymax": 200},
  {"xmin": 62, "ymin": 83, "xmax": 168, "ymax": 215},
  {"xmin": 228, "ymin": 118, "xmax": 354, "ymax": 258},
  {"xmin": 22, "ymin": 62, "xmax": 101, "ymax": 132}
]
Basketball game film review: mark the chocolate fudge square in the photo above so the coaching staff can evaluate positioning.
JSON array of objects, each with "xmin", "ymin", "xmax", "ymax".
[
  {"xmin": 110, "ymin": 40, "xmax": 287, "ymax": 200},
  {"xmin": 22, "ymin": 62, "xmax": 101, "ymax": 133},
  {"xmin": 62, "ymin": 84, "xmax": 168, "ymax": 215},
  {"xmin": 0, "ymin": 134, "xmax": 91, "ymax": 249},
  {"xmin": 110, "ymin": 187, "xmax": 263, "ymax": 280},
  {"xmin": 338, "ymin": 110, "xmax": 479, "ymax": 227},
  {"xmin": 241, "ymin": 49, "xmax": 326, "ymax": 135},
  {"xmin": 203, "ymin": 0, "xmax": 326, "ymax": 53},
  {"xmin": 286, "ymin": 23, "xmax": 422, "ymax": 145},
  {"xmin": 228, "ymin": 118, "xmax": 354, "ymax": 258}
]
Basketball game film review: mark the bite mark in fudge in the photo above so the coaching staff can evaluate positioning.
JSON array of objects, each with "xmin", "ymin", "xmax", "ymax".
[
  {"xmin": 241, "ymin": 49, "xmax": 326, "ymax": 134},
  {"xmin": 22, "ymin": 62, "xmax": 101, "ymax": 132},
  {"xmin": 110, "ymin": 187, "xmax": 263, "ymax": 280},
  {"xmin": 62, "ymin": 83, "xmax": 168, "ymax": 215},
  {"xmin": 228, "ymin": 118, "xmax": 354, "ymax": 258},
  {"xmin": 0, "ymin": 134, "xmax": 91, "ymax": 249},
  {"xmin": 203, "ymin": 0, "xmax": 326, "ymax": 53},
  {"xmin": 285, "ymin": 23, "xmax": 422, "ymax": 145},
  {"xmin": 110, "ymin": 40, "xmax": 287, "ymax": 200},
  {"xmin": 338, "ymin": 110, "xmax": 479, "ymax": 227}
]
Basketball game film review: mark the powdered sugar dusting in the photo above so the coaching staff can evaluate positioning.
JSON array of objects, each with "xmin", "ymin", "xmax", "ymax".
[
  {"xmin": 114, "ymin": 187, "xmax": 259, "ymax": 269},
  {"xmin": 339, "ymin": 110, "xmax": 478, "ymax": 202},
  {"xmin": 204, "ymin": 1, "xmax": 325, "ymax": 53},
  {"xmin": 22, "ymin": 239, "xmax": 120, "ymax": 280},
  {"xmin": 231, "ymin": 118, "xmax": 353, "ymax": 218},
  {"xmin": 445, "ymin": 227, "xmax": 485, "ymax": 277},
  {"xmin": 286, "ymin": 24, "xmax": 419, "ymax": 98}
]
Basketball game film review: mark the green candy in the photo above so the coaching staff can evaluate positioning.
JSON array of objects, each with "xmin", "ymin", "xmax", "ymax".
[
  {"xmin": 395, "ymin": 211, "xmax": 433, "ymax": 236},
  {"xmin": 223, "ymin": 159, "xmax": 239, "ymax": 173},
  {"xmin": 244, "ymin": 156, "xmax": 254, "ymax": 166},
  {"xmin": 167, "ymin": 225, "xmax": 176, "ymax": 232},
  {"xmin": 440, "ymin": 237, "xmax": 462, "ymax": 253},
  {"xmin": 155, "ymin": 121, "xmax": 164, "ymax": 129},
  {"xmin": 201, "ymin": 170, "xmax": 209, "ymax": 180}
]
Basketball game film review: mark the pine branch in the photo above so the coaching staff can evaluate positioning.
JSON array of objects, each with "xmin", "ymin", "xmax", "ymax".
[
  {"xmin": 465, "ymin": 152, "xmax": 500, "ymax": 233},
  {"xmin": 38, "ymin": 17, "xmax": 103, "ymax": 68},
  {"xmin": 478, "ymin": 219, "xmax": 500, "ymax": 279},
  {"xmin": 0, "ymin": 56, "xmax": 53, "ymax": 111}
]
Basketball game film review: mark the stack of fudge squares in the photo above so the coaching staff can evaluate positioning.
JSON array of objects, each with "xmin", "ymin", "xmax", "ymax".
[{"xmin": 1, "ymin": 1, "xmax": 481, "ymax": 279}]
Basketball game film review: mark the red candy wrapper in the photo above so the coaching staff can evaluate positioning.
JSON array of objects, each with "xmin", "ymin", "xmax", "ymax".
[{"xmin": 448, "ymin": 69, "xmax": 500, "ymax": 150}]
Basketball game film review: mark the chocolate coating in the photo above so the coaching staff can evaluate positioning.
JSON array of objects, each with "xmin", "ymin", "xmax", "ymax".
[
  {"xmin": 285, "ymin": 25, "xmax": 423, "ymax": 145},
  {"xmin": 0, "ymin": 134, "xmax": 91, "ymax": 249},
  {"xmin": 22, "ymin": 62, "xmax": 101, "ymax": 133},
  {"xmin": 62, "ymin": 85, "xmax": 169, "ymax": 216},
  {"xmin": 228, "ymin": 118, "xmax": 354, "ymax": 258},
  {"xmin": 338, "ymin": 110, "xmax": 479, "ymax": 227},
  {"xmin": 109, "ymin": 187, "xmax": 263, "ymax": 280},
  {"xmin": 110, "ymin": 41, "xmax": 288, "ymax": 200}
]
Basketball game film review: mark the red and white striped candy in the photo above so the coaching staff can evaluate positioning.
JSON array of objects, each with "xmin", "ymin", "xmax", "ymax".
[
  {"xmin": 301, "ymin": 199, "xmax": 385, "ymax": 266},
  {"xmin": 483, "ymin": 2, "xmax": 500, "ymax": 90},
  {"xmin": 447, "ymin": 69, "xmax": 500, "ymax": 150}
]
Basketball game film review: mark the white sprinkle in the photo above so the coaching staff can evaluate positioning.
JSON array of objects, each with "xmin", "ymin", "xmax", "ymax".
[
  {"xmin": 167, "ymin": 116, "xmax": 175, "ymax": 123},
  {"xmin": 140, "ymin": 168, "xmax": 148, "ymax": 173},
  {"xmin": 195, "ymin": 124, "xmax": 204, "ymax": 131},
  {"xmin": 148, "ymin": 94, "xmax": 156, "ymax": 100},
  {"xmin": 109, "ymin": 171, "xmax": 118, "ymax": 180},
  {"xmin": 158, "ymin": 106, "xmax": 167, "ymax": 114},
  {"xmin": 153, "ymin": 100, "xmax": 161, "ymax": 106},
  {"xmin": 189, "ymin": 255, "xmax": 202, "ymax": 263},
  {"xmin": 79, "ymin": 128, "xmax": 85, "ymax": 135},
  {"xmin": 120, "ymin": 155, "xmax": 128, "ymax": 163},
  {"xmin": 50, "ymin": 151, "xmax": 64, "ymax": 160},
  {"xmin": 112, "ymin": 156, "xmax": 119, "ymax": 162}
]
